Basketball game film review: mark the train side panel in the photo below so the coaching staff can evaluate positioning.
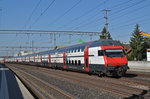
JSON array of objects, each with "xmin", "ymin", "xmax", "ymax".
[{"xmin": 89, "ymin": 47, "xmax": 106, "ymax": 73}]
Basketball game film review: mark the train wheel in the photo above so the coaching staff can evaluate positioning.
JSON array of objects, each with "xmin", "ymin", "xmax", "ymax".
[
  {"xmin": 116, "ymin": 68, "xmax": 125, "ymax": 77},
  {"xmin": 98, "ymin": 72, "xmax": 104, "ymax": 77}
]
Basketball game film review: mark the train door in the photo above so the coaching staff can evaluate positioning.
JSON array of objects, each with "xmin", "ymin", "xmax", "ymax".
[
  {"xmin": 21, "ymin": 57, "xmax": 23, "ymax": 63},
  {"xmin": 84, "ymin": 47, "xmax": 89, "ymax": 71},
  {"xmin": 41, "ymin": 56, "xmax": 42, "ymax": 66},
  {"xmin": 29, "ymin": 57, "xmax": 30, "ymax": 64},
  {"xmin": 16, "ymin": 59, "xmax": 18, "ymax": 63},
  {"xmin": 34, "ymin": 56, "xmax": 35, "ymax": 64},
  {"xmin": 25, "ymin": 57, "xmax": 26, "ymax": 63},
  {"xmin": 54, "ymin": 52, "xmax": 58, "ymax": 68},
  {"xmin": 63, "ymin": 52, "xmax": 66, "ymax": 69}
]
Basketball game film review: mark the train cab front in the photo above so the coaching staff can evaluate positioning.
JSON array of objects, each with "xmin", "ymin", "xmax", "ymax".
[{"xmin": 102, "ymin": 47, "xmax": 129, "ymax": 77}]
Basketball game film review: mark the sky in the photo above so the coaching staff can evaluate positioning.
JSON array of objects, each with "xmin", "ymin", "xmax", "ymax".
[{"xmin": 0, "ymin": 0, "xmax": 150, "ymax": 56}]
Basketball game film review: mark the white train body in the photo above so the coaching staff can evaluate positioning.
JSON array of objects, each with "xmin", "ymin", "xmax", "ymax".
[{"xmin": 5, "ymin": 40, "xmax": 129, "ymax": 76}]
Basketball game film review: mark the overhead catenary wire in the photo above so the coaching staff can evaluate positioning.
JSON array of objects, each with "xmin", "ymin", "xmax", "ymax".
[
  {"xmin": 22, "ymin": 0, "xmax": 42, "ymax": 46},
  {"xmin": 59, "ymin": 0, "xmax": 132, "ymax": 30},
  {"xmin": 71, "ymin": 0, "xmax": 146, "ymax": 31},
  {"xmin": 58, "ymin": 0, "xmax": 109, "ymax": 29},
  {"xmin": 108, "ymin": 0, "xmax": 133, "ymax": 10},
  {"xmin": 110, "ymin": 5, "xmax": 150, "ymax": 27},
  {"xmin": 29, "ymin": 0, "xmax": 56, "ymax": 29},
  {"xmin": 71, "ymin": 17, "xmax": 104, "ymax": 31},
  {"xmin": 69, "ymin": 0, "xmax": 134, "ymax": 30},
  {"xmin": 109, "ymin": 3, "xmax": 150, "ymax": 23},
  {"xmin": 110, "ymin": 0, "xmax": 146, "ymax": 17},
  {"xmin": 77, "ymin": 0, "xmax": 132, "ymax": 24},
  {"xmin": 111, "ymin": 19, "xmax": 150, "ymax": 41},
  {"xmin": 47, "ymin": 0, "xmax": 82, "ymax": 27},
  {"xmin": 110, "ymin": 16, "xmax": 150, "ymax": 31},
  {"xmin": 106, "ymin": 17, "xmax": 150, "ymax": 37},
  {"xmin": 1, "ymin": 0, "xmax": 149, "ymax": 55},
  {"xmin": 23, "ymin": 0, "xmax": 42, "ymax": 29}
]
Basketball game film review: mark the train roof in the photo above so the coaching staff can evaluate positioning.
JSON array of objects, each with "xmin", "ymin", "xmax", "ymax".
[
  {"xmin": 90, "ymin": 39, "xmax": 121, "ymax": 47},
  {"xmin": 65, "ymin": 39, "xmax": 121, "ymax": 48},
  {"xmin": 7, "ymin": 39, "xmax": 121, "ymax": 59}
]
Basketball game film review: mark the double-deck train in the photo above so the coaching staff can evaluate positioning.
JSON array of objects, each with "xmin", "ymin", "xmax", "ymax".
[{"xmin": 5, "ymin": 39, "xmax": 129, "ymax": 77}]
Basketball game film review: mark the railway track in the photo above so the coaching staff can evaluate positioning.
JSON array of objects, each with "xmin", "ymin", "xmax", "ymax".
[
  {"xmin": 6, "ymin": 63, "xmax": 150, "ymax": 99},
  {"xmin": 8, "ymin": 65, "xmax": 77, "ymax": 99}
]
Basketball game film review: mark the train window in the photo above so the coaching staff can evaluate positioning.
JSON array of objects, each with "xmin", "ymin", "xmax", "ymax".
[
  {"xmin": 98, "ymin": 50, "xmax": 104, "ymax": 56},
  {"xmin": 75, "ymin": 60, "xmax": 77, "ymax": 65},
  {"xmin": 72, "ymin": 60, "xmax": 74, "ymax": 65},
  {"xmin": 105, "ymin": 49, "xmax": 124, "ymax": 57},
  {"xmin": 74, "ymin": 50, "xmax": 76, "ymax": 52},
  {"xmin": 66, "ymin": 60, "xmax": 68, "ymax": 64},
  {"xmin": 69, "ymin": 60, "xmax": 71, "ymax": 64},
  {"xmin": 77, "ymin": 48, "xmax": 80, "ymax": 52},
  {"xmin": 78, "ymin": 60, "xmax": 81, "ymax": 65},
  {"xmin": 81, "ymin": 48, "xmax": 84, "ymax": 52}
]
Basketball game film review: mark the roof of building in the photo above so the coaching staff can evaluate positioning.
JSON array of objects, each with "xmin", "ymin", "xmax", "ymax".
[{"xmin": 147, "ymin": 49, "xmax": 150, "ymax": 51}]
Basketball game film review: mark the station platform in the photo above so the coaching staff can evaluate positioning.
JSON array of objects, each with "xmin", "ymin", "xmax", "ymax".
[{"xmin": 0, "ymin": 64, "xmax": 33, "ymax": 99}]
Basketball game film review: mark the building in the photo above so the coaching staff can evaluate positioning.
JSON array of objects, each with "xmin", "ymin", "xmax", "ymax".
[{"xmin": 147, "ymin": 49, "xmax": 150, "ymax": 61}]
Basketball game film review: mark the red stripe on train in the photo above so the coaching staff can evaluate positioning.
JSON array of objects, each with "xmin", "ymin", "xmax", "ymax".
[
  {"xmin": 84, "ymin": 48, "xmax": 89, "ymax": 71},
  {"xmin": 84, "ymin": 41, "xmax": 93, "ymax": 71},
  {"xmin": 63, "ymin": 52, "xmax": 66, "ymax": 69},
  {"xmin": 41, "ymin": 56, "xmax": 42, "ymax": 66}
]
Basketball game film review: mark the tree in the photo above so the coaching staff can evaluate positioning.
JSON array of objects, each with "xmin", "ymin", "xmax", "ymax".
[
  {"xmin": 100, "ymin": 27, "xmax": 112, "ymax": 39},
  {"xmin": 107, "ymin": 33, "xmax": 112, "ymax": 39},
  {"xmin": 130, "ymin": 24, "xmax": 144, "ymax": 61}
]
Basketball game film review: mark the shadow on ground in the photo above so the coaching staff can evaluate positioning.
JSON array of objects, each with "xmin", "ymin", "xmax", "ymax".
[
  {"xmin": 123, "ymin": 88, "xmax": 150, "ymax": 99},
  {"xmin": 108, "ymin": 73, "xmax": 138, "ymax": 79},
  {"xmin": 123, "ymin": 73, "xmax": 138, "ymax": 78}
]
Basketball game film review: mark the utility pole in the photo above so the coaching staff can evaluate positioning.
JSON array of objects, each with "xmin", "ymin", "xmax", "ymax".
[{"xmin": 103, "ymin": 9, "xmax": 111, "ymax": 39}]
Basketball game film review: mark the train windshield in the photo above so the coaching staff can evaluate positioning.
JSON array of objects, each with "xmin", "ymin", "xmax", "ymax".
[{"xmin": 105, "ymin": 49, "xmax": 124, "ymax": 57}]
